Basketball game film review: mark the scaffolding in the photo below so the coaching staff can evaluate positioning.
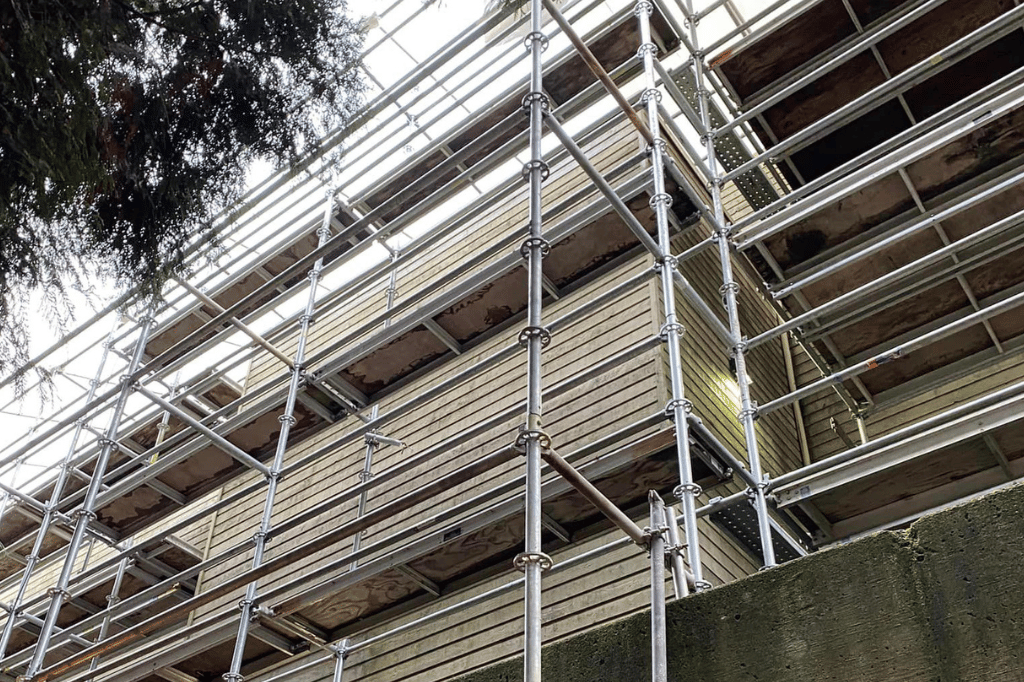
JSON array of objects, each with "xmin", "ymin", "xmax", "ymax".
[{"xmin": 2, "ymin": 0, "xmax": 1024, "ymax": 680}]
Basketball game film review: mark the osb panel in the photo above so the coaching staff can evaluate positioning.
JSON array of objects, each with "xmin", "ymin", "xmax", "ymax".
[
  {"xmin": 798, "ymin": 227, "xmax": 943, "ymax": 306},
  {"xmin": 98, "ymin": 402, "xmax": 325, "ymax": 535},
  {"xmin": 145, "ymin": 311, "xmax": 210, "ymax": 358},
  {"xmin": 860, "ymin": 325, "xmax": 993, "ymax": 394},
  {"xmin": 299, "ymin": 569, "xmax": 422, "ymax": 631},
  {"xmin": 847, "ymin": 0, "xmax": 907, "ymax": 26},
  {"xmin": 789, "ymin": 98, "xmax": 912, "ymax": 182},
  {"xmin": 714, "ymin": 0, "xmax": 856, "ymax": 102},
  {"xmin": 175, "ymin": 636, "xmax": 280, "ymax": 681},
  {"xmin": 874, "ymin": 0, "xmax": 1012, "ymax": 74},
  {"xmin": 432, "ymin": 269, "xmax": 529, "ymax": 345},
  {"xmin": 904, "ymin": 107, "xmax": 1024, "ymax": 204},
  {"xmin": 96, "ymin": 482, "xmax": 178, "ymax": 533},
  {"xmin": 405, "ymin": 516, "xmax": 524, "ymax": 583},
  {"xmin": 812, "ymin": 438, "xmax": 1000, "ymax": 521},
  {"xmin": 986, "ymin": 421, "xmax": 1024, "ymax": 459},
  {"xmin": 761, "ymin": 52, "xmax": 887, "ymax": 141},
  {"xmin": 962, "ymin": 246, "xmax": 1024, "ymax": 301},
  {"xmin": 903, "ymin": 33, "xmax": 1024, "ymax": 121},
  {"xmin": 987, "ymin": 306, "xmax": 1024, "ymax": 342},
  {"xmin": 546, "ymin": 197, "xmax": 657, "ymax": 287},
  {"xmin": 336, "ymin": 327, "xmax": 452, "ymax": 396},
  {"xmin": 764, "ymin": 172, "xmax": 914, "ymax": 271}
]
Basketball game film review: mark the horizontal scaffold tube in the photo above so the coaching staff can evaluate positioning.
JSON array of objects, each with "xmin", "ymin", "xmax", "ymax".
[{"xmin": 759, "ymin": 288, "xmax": 1024, "ymax": 417}]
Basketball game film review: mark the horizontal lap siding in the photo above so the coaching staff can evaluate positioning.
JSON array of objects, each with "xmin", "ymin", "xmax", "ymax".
[{"xmin": 195, "ymin": 122, "xmax": 659, "ymax": 627}]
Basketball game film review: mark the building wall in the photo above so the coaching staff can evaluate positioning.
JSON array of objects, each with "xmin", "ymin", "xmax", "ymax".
[
  {"xmin": 447, "ymin": 480, "xmax": 1024, "ymax": 682},
  {"xmin": 187, "ymin": 121, "xmax": 801, "ymax": 681}
]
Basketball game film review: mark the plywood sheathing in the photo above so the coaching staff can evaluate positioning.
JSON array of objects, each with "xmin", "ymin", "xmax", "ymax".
[
  {"xmin": 811, "ymin": 422, "xmax": 1024, "ymax": 522},
  {"xmin": 290, "ymin": 438, "xmax": 723, "ymax": 637},
  {"xmin": 716, "ymin": 0, "xmax": 1024, "ymax": 185},
  {"xmin": 95, "ymin": 401, "xmax": 325, "ymax": 537}
]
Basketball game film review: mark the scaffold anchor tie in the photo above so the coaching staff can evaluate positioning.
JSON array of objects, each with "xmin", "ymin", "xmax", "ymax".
[
  {"xmin": 673, "ymin": 482, "xmax": 703, "ymax": 500},
  {"xmin": 513, "ymin": 551, "xmax": 553, "ymax": 572},
  {"xmin": 519, "ymin": 236, "xmax": 551, "ymax": 260},
  {"xmin": 664, "ymin": 398, "xmax": 693, "ymax": 420},
  {"xmin": 517, "ymin": 325, "xmax": 551, "ymax": 348},
  {"xmin": 520, "ymin": 158, "xmax": 550, "ymax": 182}
]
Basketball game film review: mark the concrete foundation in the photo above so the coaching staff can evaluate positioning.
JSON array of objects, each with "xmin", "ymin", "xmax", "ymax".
[{"xmin": 454, "ymin": 481, "xmax": 1024, "ymax": 682}]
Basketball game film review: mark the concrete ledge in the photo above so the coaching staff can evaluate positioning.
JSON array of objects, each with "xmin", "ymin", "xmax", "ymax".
[{"xmin": 453, "ymin": 481, "xmax": 1024, "ymax": 682}]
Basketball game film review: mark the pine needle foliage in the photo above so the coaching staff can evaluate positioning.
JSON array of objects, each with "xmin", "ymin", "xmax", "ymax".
[{"xmin": 0, "ymin": 0, "xmax": 365, "ymax": 382}]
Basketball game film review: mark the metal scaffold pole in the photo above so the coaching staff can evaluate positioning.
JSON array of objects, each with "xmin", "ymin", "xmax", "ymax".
[
  {"xmin": 635, "ymin": 0, "xmax": 708, "ymax": 590},
  {"xmin": 221, "ymin": 195, "xmax": 336, "ymax": 682},
  {"xmin": 350, "ymin": 256, "xmax": 402, "ymax": 571},
  {"xmin": 23, "ymin": 308, "xmax": 156, "ymax": 679},
  {"xmin": 648, "ymin": 492, "xmax": 668, "ymax": 682},
  {"xmin": 0, "ymin": 316, "xmax": 123, "ymax": 660},
  {"xmin": 519, "ymin": 0, "xmax": 552, "ymax": 679},
  {"xmin": 681, "ymin": 0, "xmax": 776, "ymax": 568}
]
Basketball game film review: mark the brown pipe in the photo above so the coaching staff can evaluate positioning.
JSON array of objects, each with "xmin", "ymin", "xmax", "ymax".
[
  {"xmin": 541, "ymin": 447, "xmax": 648, "ymax": 545},
  {"xmin": 541, "ymin": 0, "xmax": 655, "ymax": 146}
]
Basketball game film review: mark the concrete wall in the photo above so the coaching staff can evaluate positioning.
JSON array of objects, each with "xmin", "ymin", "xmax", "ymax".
[{"xmin": 452, "ymin": 480, "xmax": 1024, "ymax": 682}]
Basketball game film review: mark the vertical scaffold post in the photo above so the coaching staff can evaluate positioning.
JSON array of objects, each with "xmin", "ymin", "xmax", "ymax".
[
  {"xmin": 222, "ymin": 194, "xmax": 336, "ymax": 682},
  {"xmin": 634, "ymin": 0, "xmax": 709, "ymax": 590},
  {"xmin": 648, "ymin": 492, "xmax": 668, "ymax": 682},
  {"xmin": 24, "ymin": 309, "xmax": 155, "ymax": 679},
  {"xmin": 664, "ymin": 503, "xmax": 689, "ymax": 599},
  {"xmin": 682, "ymin": 0, "xmax": 776, "ymax": 567},
  {"xmin": 86, "ymin": 538, "xmax": 133, "ymax": 678},
  {"xmin": 517, "ymin": 1, "xmax": 552, "ymax": 680},
  {"xmin": 0, "ymin": 319, "xmax": 124, "ymax": 660},
  {"xmin": 332, "ymin": 640, "xmax": 349, "ymax": 682},
  {"xmin": 350, "ymin": 256, "xmax": 400, "ymax": 570}
]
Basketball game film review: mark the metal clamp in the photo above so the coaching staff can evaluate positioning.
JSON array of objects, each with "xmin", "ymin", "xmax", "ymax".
[
  {"xmin": 307, "ymin": 265, "xmax": 323, "ymax": 282},
  {"xmin": 358, "ymin": 469, "xmax": 374, "ymax": 483},
  {"xmin": 523, "ymin": 31, "xmax": 549, "ymax": 52},
  {"xmin": 71, "ymin": 508, "xmax": 98, "ymax": 522},
  {"xmin": 514, "ymin": 427, "xmax": 552, "ymax": 452},
  {"xmin": 738, "ymin": 402, "xmax": 759, "ymax": 422},
  {"xmin": 521, "ymin": 158, "xmax": 550, "ymax": 182},
  {"xmin": 519, "ymin": 236, "xmax": 551, "ymax": 260},
  {"xmin": 694, "ymin": 579, "xmax": 712, "ymax": 592},
  {"xmin": 299, "ymin": 313, "xmax": 316, "ymax": 327},
  {"xmin": 636, "ymin": 42, "xmax": 658, "ymax": 59},
  {"xmin": 252, "ymin": 529, "xmax": 272, "ymax": 546},
  {"xmin": 673, "ymin": 482, "xmax": 703, "ymax": 499},
  {"xmin": 278, "ymin": 414, "xmax": 297, "ymax": 426},
  {"xmin": 633, "ymin": 0, "xmax": 653, "ymax": 16},
  {"xmin": 521, "ymin": 90, "xmax": 550, "ymax": 114},
  {"xmin": 46, "ymin": 587, "xmax": 71, "ymax": 602},
  {"xmin": 639, "ymin": 87, "xmax": 663, "ymax": 106},
  {"xmin": 719, "ymin": 281, "xmax": 740, "ymax": 296},
  {"xmin": 513, "ymin": 551, "xmax": 553, "ymax": 572},
  {"xmin": 664, "ymin": 398, "xmax": 693, "ymax": 420},
  {"xmin": 315, "ymin": 225, "xmax": 332, "ymax": 240},
  {"xmin": 653, "ymin": 253, "xmax": 677, "ymax": 272},
  {"xmin": 649, "ymin": 192, "xmax": 673, "ymax": 210},
  {"xmin": 658, "ymin": 321, "xmax": 685, "ymax": 342},
  {"xmin": 222, "ymin": 672, "xmax": 245, "ymax": 682},
  {"xmin": 517, "ymin": 325, "xmax": 552, "ymax": 348}
]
